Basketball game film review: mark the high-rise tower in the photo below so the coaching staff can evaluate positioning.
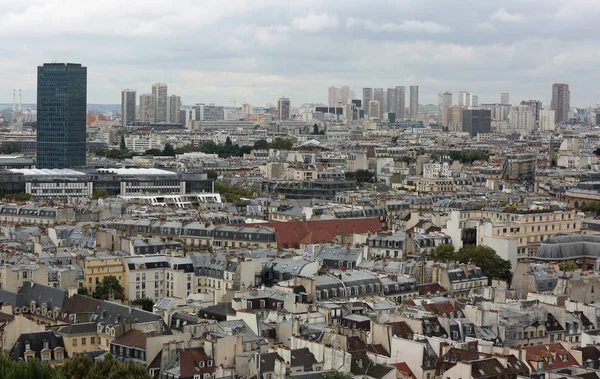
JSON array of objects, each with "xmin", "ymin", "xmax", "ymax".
[{"xmin": 37, "ymin": 63, "xmax": 87, "ymax": 169}]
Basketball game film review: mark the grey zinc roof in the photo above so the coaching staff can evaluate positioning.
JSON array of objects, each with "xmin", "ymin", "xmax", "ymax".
[{"xmin": 537, "ymin": 233, "xmax": 600, "ymax": 260}]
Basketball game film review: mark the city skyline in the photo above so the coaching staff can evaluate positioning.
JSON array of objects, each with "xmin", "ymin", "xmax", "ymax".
[{"xmin": 1, "ymin": 1, "xmax": 599, "ymax": 107}]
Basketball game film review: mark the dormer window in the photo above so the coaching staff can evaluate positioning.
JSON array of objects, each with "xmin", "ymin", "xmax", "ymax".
[
  {"xmin": 199, "ymin": 361, "xmax": 205, "ymax": 367},
  {"xmin": 43, "ymin": 341, "xmax": 49, "ymax": 350},
  {"xmin": 25, "ymin": 342, "xmax": 31, "ymax": 351},
  {"xmin": 207, "ymin": 360, "xmax": 213, "ymax": 367}
]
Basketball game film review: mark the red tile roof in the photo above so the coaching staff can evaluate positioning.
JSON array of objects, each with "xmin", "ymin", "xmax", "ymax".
[
  {"xmin": 180, "ymin": 348, "xmax": 216, "ymax": 377},
  {"xmin": 257, "ymin": 218, "xmax": 384, "ymax": 248},
  {"xmin": 392, "ymin": 362, "xmax": 416, "ymax": 379},
  {"xmin": 111, "ymin": 329, "xmax": 149, "ymax": 349},
  {"xmin": 523, "ymin": 343, "xmax": 578, "ymax": 371}
]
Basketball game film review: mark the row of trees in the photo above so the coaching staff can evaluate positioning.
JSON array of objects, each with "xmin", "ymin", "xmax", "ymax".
[
  {"xmin": 429, "ymin": 244, "xmax": 512, "ymax": 284},
  {"xmin": 0, "ymin": 354, "xmax": 150, "ymax": 379},
  {"xmin": 580, "ymin": 201, "xmax": 600, "ymax": 216},
  {"xmin": 214, "ymin": 181, "xmax": 255, "ymax": 202},
  {"xmin": 345, "ymin": 169, "xmax": 375, "ymax": 185},
  {"xmin": 449, "ymin": 150, "xmax": 490, "ymax": 164}
]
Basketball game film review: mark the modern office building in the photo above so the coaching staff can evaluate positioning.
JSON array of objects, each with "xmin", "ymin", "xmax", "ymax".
[
  {"xmin": 462, "ymin": 109, "xmax": 491, "ymax": 136},
  {"xmin": 501, "ymin": 92, "xmax": 510, "ymax": 105},
  {"xmin": 362, "ymin": 88, "xmax": 372, "ymax": 116},
  {"xmin": 551, "ymin": 83, "xmax": 570, "ymax": 124},
  {"xmin": 396, "ymin": 86, "xmax": 406, "ymax": 120},
  {"xmin": 458, "ymin": 91, "xmax": 471, "ymax": 107},
  {"xmin": 328, "ymin": 85, "xmax": 350, "ymax": 106},
  {"xmin": 278, "ymin": 97, "xmax": 291, "ymax": 120},
  {"xmin": 409, "ymin": 85, "xmax": 419, "ymax": 118},
  {"xmin": 168, "ymin": 95, "xmax": 181, "ymax": 124},
  {"xmin": 37, "ymin": 63, "xmax": 87, "ymax": 169},
  {"xmin": 139, "ymin": 93, "xmax": 154, "ymax": 122},
  {"xmin": 121, "ymin": 89, "xmax": 136, "ymax": 127},
  {"xmin": 152, "ymin": 83, "xmax": 168, "ymax": 123}
]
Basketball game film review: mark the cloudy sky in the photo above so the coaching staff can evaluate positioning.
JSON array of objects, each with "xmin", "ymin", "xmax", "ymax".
[{"xmin": 0, "ymin": 0, "xmax": 598, "ymax": 107}]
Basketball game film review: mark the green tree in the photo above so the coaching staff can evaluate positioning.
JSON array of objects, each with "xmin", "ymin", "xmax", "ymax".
[
  {"xmin": 162, "ymin": 143, "xmax": 175, "ymax": 156},
  {"xmin": 120, "ymin": 135, "xmax": 126, "ymax": 150},
  {"xmin": 559, "ymin": 261, "xmax": 578, "ymax": 271},
  {"xmin": 214, "ymin": 182, "xmax": 255, "ymax": 202},
  {"xmin": 429, "ymin": 244, "xmax": 456, "ymax": 261},
  {"xmin": 0, "ymin": 355, "xmax": 64, "ymax": 379},
  {"xmin": 92, "ymin": 188, "xmax": 109, "ymax": 200},
  {"xmin": 345, "ymin": 169, "xmax": 375, "ymax": 184},
  {"xmin": 322, "ymin": 373, "xmax": 351, "ymax": 379},
  {"xmin": 0, "ymin": 141, "xmax": 23, "ymax": 154},
  {"xmin": 132, "ymin": 297, "xmax": 154, "ymax": 312},
  {"xmin": 313, "ymin": 124, "xmax": 319, "ymax": 134},
  {"xmin": 205, "ymin": 170, "xmax": 218, "ymax": 180},
  {"xmin": 94, "ymin": 275, "xmax": 125, "ymax": 300},
  {"xmin": 391, "ymin": 136, "xmax": 398, "ymax": 144},
  {"xmin": 268, "ymin": 137, "xmax": 293, "ymax": 150},
  {"xmin": 253, "ymin": 140, "xmax": 269, "ymax": 150},
  {"xmin": 62, "ymin": 354, "xmax": 151, "ymax": 379},
  {"xmin": 225, "ymin": 136, "xmax": 233, "ymax": 146},
  {"xmin": 144, "ymin": 148, "xmax": 163, "ymax": 156},
  {"xmin": 4, "ymin": 192, "xmax": 33, "ymax": 201}
]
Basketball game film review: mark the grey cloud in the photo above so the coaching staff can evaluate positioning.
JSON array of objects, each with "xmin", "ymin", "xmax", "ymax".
[{"xmin": 0, "ymin": 0, "xmax": 598, "ymax": 106}]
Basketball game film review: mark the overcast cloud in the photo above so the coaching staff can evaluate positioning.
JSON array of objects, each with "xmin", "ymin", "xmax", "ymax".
[{"xmin": 0, "ymin": 0, "xmax": 598, "ymax": 107}]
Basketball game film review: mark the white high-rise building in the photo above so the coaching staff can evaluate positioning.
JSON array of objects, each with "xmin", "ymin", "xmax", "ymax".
[
  {"xmin": 471, "ymin": 95, "xmax": 479, "ymax": 107},
  {"xmin": 458, "ymin": 91, "xmax": 471, "ymax": 107},
  {"xmin": 409, "ymin": 86, "xmax": 419, "ymax": 118},
  {"xmin": 329, "ymin": 85, "xmax": 351, "ymax": 106},
  {"xmin": 509, "ymin": 105, "xmax": 535, "ymax": 133},
  {"xmin": 152, "ymin": 83, "xmax": 168, "ymax": 123},
  {"xmin": 139, "ymin": 93, "xmax": 154, "ymax": 122},
  {"xmin": 368, "ymin": 100, "xmax": 381, "ymax": 119},
  {"xmin": 540, "ymin": 109, "xmax": 556, "ymax": 131},
  {"xmin": 396, "ymin": 86, "xmax": 406, "ymax": 119},
  {"xmin": 501, "ymin": 92, "xmax": 510, "ymax": 105},
  {"xmin": 387, "ymin": 88, "xmax": 397, "ymax": 114},
  {"xmin": 438, "ymin": 91, "xmax": 452, "ymax": 108},
  {"xmin": 168, "ymin": 95, "xmax": 181, "ymax": 123}
]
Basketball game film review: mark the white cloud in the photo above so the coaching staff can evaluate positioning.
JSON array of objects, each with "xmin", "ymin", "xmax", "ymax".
[
  {"xmin": 292, "ymin": 13, "xmax": 338, "ymax": 31},
  {"xmin": 491, "ymin": 8, "xmax": 525, "ymax": 23},
  {"xmin": 475, "ymin": 22, "xmax": 496, "ymax": 31},
  {"xmin": 346, "ymin": 18, "xmax": 450, "ymax": 34}
]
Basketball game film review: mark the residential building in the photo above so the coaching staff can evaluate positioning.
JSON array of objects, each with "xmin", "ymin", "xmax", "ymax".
[
  {"xmin": 9, "ymin": 331, "xmax": 67, "ymax": 366},
  {"xmin": 121, "ymin": 89, "xmax": 136, "ymax": 127},
  {"xmin": 123, "ymin": 255, "xmax": 195, "ymax": 300},
  {"xmin": 387, "ymin": 88, "xmax": 397, "ymax": 114},
  {"xmin": 551, "ymin": 83, "xmax": 570, "ymax": 124},
  {"xmin": 36, "ymin": 63, "xmax": 87, "ymax": 169},
  {"xmin": 396, "ymin": 86, "xmax": 406, "ymax": 120},
  {"xmin": 540, "ymin": 109, "xmax": 556, "ymax": 131},
  {"xmin": 83, "ymin": 255, "xmax": 125, "ymax": 294},
  {"xmin": 509, "ymin": 105, "xmax": 535, "ymax": 133},
  {"xmin": 373, "ymin": 88, "xmax": 384, "ymax": 115},
  {"xmin": 278, "ymin": 97, "xmax": 291, "ymax": 120},
  {"xmin": 501, "ymin": 92, "xmax": 510, "ymax": 105},
  {"xmin": 409, "ymin": 86, "xmax": 419, "ymax": 118},
  {"xmin": 362, "ymin": 88, "xmax": 372, "ymax": 117},
  {"xmin": 139, "ymin": 93, "xmax": 154, "ymax": 122},
  {"xmin": 368, "ymin": 100, "xmax": 381, "ymax": 119},
  {"xmin": 168, "ymin": 95, "xmax": 181, "ymax": 124},
  {"xmin": 152, "ymin": 83, "xmax": 168, "ymax": 123}
]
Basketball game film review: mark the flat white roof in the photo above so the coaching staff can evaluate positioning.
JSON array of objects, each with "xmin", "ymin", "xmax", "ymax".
[
  {"xmin": 97, "ymin": 168, "xmax": 177, "ymax": 176},
  {"xmin": 10, "ymin": 168, "xmax": 87, "ymax": 176}
]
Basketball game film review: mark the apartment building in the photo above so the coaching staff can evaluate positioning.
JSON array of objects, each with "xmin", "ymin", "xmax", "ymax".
[
  {"xmin": 82, "ymin": 254, "xmax": 125, "ymax": 294},
  {"xmin": 123, "ymin": 255, "xmax": 195, "ymax": 300},
  {"xmin": 212, "ymin": 225, "xmax": 277, "ymax": 249}
]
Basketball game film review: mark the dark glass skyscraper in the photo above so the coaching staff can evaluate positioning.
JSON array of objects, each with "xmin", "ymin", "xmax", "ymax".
[{"xmin": 37, "ymin": 63, "xmax": 87, "ymax": 169}]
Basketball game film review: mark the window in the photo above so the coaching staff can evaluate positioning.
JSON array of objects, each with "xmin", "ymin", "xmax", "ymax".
[
  {"xmin": 56, "ymin": 351, "xmax": 63, "ymax": 362},
  {"xmin": 82, "ymin": 338, "xmax": 87, "ymax": 345},
  {"xmin": 208, "ymin": 360, "xmax": 213, "ymax": 366},
  {"xmin": 91, "ymin": 337, "xmax": 95, "ymax": 344},
  {"xmin": 72, "ymin": 339, "xmax": 77, "ymax": 346},
  {"xmin": 247, "ymin": 301, "xmax": 252, "ymax": 309},
  {"xmin": 41, "ymin": 353, "xmax": 50, "ymax": 362}
]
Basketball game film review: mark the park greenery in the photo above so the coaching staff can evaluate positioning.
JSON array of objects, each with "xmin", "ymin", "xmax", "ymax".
[
  {"xmin": 0, "ymin": 353, "xmax": 150, "ymax": 379},
  {"xmin": 345, "ymin": 169, "xmax": 375, "ymax": 184},
  {"xmin": 215, "ymin": 181, "xmax": 255, "ymax": 202},
  {"xmin": 0, "ymin": 141, "xmax": 22, "ymax": 154},
  {"xmin": 580, "ymin": 201, "xmax": 600, "ymax": 215},
  {"xmin": 429, "ymin": 244, "xmax": 512, "ymax": 284},
  {"xmin": 91, "ymin": 188, "xmax": 109, "ymax": 200},
  {"xmin": 449, "ymin": 150, "xmax": 490, "ymax": 164},
  {"xmin": 131, "ymin": 297, "xmax": 154, "ymax": 312}
]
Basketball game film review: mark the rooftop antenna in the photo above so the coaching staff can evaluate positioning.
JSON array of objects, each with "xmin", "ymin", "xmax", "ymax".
[{"xmin": 19, "ymin": 89, "xmax": 22, "ymax": 116}]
